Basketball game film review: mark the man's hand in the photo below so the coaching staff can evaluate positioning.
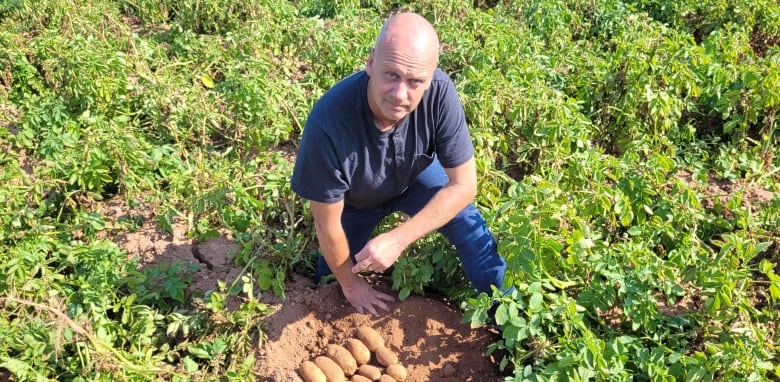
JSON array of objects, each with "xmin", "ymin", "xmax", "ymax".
[
  {"xmin": 352, "ymin": 232, "xmax": 404, "ymax": 273},
  {"xmin": 341, "ymin": 277, "xmax": 395, "ymax": 315},
  {"xmin": 352, "ymin": 158, "xmax": 478, "ymax": 276},
  {"xmin": 309, "ymin": 200, "xmax": 396, "ymax": 316}
]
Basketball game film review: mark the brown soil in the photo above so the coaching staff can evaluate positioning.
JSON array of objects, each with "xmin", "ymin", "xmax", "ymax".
[
  {"xmin": 257, "ymin": 275, "xmax": 504, "ymax": 381},
  {"xmin": 102, "ymin": 198, "xmax": 506, "ymax": 381},
  {"xmin": 676, "ymin": 169, "xmax": 776, "ymax": 210}
]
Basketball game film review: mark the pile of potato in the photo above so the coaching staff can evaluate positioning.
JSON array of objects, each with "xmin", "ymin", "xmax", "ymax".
[{"xmin": 299, "ymin": 327, "xmax": 408, "ymax": 382}]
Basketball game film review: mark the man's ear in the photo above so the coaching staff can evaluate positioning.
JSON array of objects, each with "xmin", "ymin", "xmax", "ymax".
[{"xmin": 365, "ymin": 48, "xmax": 375, "ymax": 76}]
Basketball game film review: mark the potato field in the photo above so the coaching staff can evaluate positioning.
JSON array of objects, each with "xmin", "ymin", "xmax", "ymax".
[{"xmin": 1, "ymin": 0, "xmax": 779, "ymax": 381}]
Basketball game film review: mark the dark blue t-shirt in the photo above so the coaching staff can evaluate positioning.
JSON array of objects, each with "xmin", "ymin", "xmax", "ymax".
[{"xmin": 291, "ymin": 68, "xmax": 474, "ymax": 209}]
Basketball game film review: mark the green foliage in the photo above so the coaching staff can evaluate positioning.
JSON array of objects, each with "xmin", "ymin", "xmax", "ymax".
[
  {"xmin": 125, "ymin": 260, "xmax": 200, "ymax": 310},
  {"xmin": 392, "ymin": 233, "xmax": 468, "ymax": 301},
  {"xmin": 1, "ymin": 0, "xmax": 778, "ymax": 380},
  {"xmin": 464, "ymin": 147, "xmax": 778, "ymax": 379}
]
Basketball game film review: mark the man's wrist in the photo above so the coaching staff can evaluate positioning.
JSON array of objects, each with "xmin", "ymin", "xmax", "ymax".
[
  {"xmin": 389, "ymin": 222, "xmax": 421, "ymax": 249},
  {"xmin": 336, "ymin": 268, "xmax": 362, "ymax": 288}
]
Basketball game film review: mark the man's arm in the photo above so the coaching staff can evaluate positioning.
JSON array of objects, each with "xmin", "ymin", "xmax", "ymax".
[
  {"xmin": 352, "ymin": 156, "xmax": 478, "ymax": 273},
  {"xmin": 309, "ymin": 199, "xmax": 395, "ymax": 315}
]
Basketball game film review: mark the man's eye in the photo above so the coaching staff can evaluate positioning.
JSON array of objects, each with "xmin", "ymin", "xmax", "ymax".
[{"xmin": 384, "ymin": 72, "xmax": 398, "ymax": 79}]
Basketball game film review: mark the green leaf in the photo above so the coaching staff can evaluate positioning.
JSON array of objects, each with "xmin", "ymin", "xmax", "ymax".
[
  {"xmin": 529, "ymin": 292, "xmax": 544, "ymax": 312},
  {"xmin": 211, "ymin": 338, "xmax": 227, "ymax": 355},
  {"xmin": 183, "ymin": 356, "xmax": 199, "ymax": 373},
  {"xmin": 466, "ymin": 306, "xmax": 488, "ymax": 329},
  {"xmin": 620, "ymin": 209, "xmax": 634, "ymax": 227},
  {"xmin": 756, "ymin": 241, "xmax": 772, "ymax": 254},
  {"xmin": 769, "ymin": 283, "xmax": 780, "ymax": 301},
  {"xmin": 257, "ymin": 273, "xmax": 272, "ymax": 290},
  {"xmin": 188, "ymin": 344, "xmax": 213, "ymax": 360},
  {"xmin": 201, "ymin": 74, "xmax": 215, "ymax": 89},
  {"xmin": 495, "ymin": 304, "xmax": 510, "ymax": 326},
  {"xmin": 0, "ymin": 357, "xmax": 36, "ymax": 379},
  {"xmin": 399, "ymin": 287, "xmax": 410, "ymax": 301}
]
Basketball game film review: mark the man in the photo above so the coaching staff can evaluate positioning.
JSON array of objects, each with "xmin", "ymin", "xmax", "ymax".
[{"xmin": 291, "ymin": 12, "xmax": 508, "ymax": 315}]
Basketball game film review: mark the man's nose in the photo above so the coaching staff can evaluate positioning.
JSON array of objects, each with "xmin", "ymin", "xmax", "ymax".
[{"xmin": 390, "ymin": 81, "xmax": 407, "ymax": 100}]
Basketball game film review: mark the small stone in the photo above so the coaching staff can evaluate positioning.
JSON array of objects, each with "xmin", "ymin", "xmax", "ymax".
[{"xmin": 441, "ymin": 364, "xmax": 456, "ymax": 377}]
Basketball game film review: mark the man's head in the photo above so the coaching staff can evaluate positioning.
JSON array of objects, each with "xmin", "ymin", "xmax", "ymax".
[{"xmin": 366, "ymin": 12, "xmax": 440, "ymax": 131}]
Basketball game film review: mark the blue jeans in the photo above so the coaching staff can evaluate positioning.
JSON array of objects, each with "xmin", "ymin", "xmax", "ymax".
[{"xmin": 314, "ymin": 158, "xmax": 507, "ymax": 296}]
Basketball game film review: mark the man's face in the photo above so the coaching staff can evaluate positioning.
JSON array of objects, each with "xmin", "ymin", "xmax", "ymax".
[{"xmin": 365, "ymin": 43, "xmax": 436, "ymax": 130}]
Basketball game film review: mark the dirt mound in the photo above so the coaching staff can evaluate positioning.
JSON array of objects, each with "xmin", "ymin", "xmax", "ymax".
[{"xmin": 257, "ymin": 274, "xmax": 504, "ymax": 382}]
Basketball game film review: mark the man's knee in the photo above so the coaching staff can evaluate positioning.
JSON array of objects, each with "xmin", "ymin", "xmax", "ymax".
[{"xmin": 439, "ymin": 204, "xmax": 492, "ymax": 248}]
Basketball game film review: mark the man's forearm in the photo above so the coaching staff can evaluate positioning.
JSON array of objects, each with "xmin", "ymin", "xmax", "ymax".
[
  {"xmin": 389, "ymin": 157, "xmax": 479, "ymax": 249},
  {"xmin": 310, "ymin": 200, "xmax": 363, "ymax": 287},
  {"xmin": 317, "ymin": 227, "xmax": 362, "ymax": 287},
  {"xmin": 311, "ymin": 200, "xmax": 395, "ymax": 314},
  {"xmin": 389, "ymin": 180, "xmax": 475, "ymax": 248}
]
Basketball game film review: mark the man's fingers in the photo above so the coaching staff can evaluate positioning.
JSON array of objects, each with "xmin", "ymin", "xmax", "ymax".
[
  {"xmin": 364, "ymin": 301, "xmax": 388, "ymax": 316},
  {"xmin": 377, "ymin": 291, "xmax": 395, "ymax": 302},
  {"xmin": 354, "ymin": 247, "xmax": 368, "ymax": 262},
  {"xmin": 375, "ymin": 299, "xmax": 391, "ymax": 313},
  {"xmin": 351, "ymin": 260, "xmax": 372, "ymax": 273},
  {"xmin": 362, "ymin": 293, "xmax": 395, "ymax": 316},
  {"xmin": 371, "ymin": 292, "xmax": 394, "ymax": 314}
]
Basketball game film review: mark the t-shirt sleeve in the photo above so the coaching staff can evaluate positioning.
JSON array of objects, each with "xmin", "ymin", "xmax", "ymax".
[
  {"xmin": 433, "ymin": 72, "xmax": 474, "ymax": 168},
  {"xmin": 290, "ymin": 122, "xmax": 348, "ymax": 203}
]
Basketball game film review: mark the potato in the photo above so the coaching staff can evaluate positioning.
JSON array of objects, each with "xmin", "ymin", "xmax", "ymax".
[
  {"xmin": 326, "ymin": 344, "xmax": 358, "ymax": 376},
  {"xmin": 379, "ymin": 375, "xmax": 397, "ymax": 382},
  {"xmin": 299, "ymin": 360, "xmax": 327, "ymax": 382},
  {"xmin": 345, "ymin": 338, "xmax": 371, "ymax": 365},
  {"xmin": 357, "ymin": 364, "xmax": 382, "ymax": 381},
  {"xmin": 351, "ymin": 375, "xmax": 372, "ymax": 382},
  {"xmin": 314, "ymin": 355, "xmax": 345, "ymax": 382},
  {"xmin": 374, "ymin": 347, "xmax": 398, "ymax": 367},
  {"xmin": 357, "ymin": 327, "xmax": 385, "ymax": 351},
  {"xmin": 385, "ymin": 364, "xmax": 407, "ymax": 381}
]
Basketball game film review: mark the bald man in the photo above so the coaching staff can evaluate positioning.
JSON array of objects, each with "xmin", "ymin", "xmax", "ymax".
[{"xmin": 291, "ymin": 12, "xmax": 508, "ymax": 315}]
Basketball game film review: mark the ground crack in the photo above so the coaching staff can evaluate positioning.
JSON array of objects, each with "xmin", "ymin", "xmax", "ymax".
[{"xmin": 191, "ymin": 242, "xmax": 213, "ymax": 270}]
